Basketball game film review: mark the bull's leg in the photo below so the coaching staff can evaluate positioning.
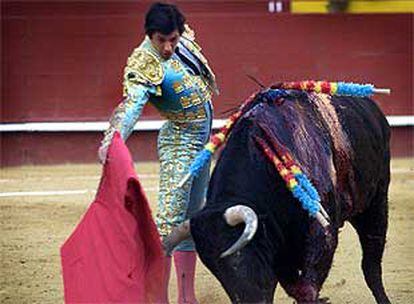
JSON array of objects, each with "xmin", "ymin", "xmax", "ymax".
[
  {"xmin": 350, "ymin": 181, "xmax": 391, "ymax": 304},
  {"xmin": 281, "ymin": 222, "xmax": 338, "ymax": 303}
]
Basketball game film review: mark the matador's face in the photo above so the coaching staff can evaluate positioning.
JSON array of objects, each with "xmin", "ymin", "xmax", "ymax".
[{"xmin": 150, "ymin": 30, "xmax": 180, "ymax": 60}]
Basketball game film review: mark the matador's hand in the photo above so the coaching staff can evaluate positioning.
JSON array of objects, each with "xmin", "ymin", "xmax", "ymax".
[
  {"xmin": 98, "ymin": 145, "xmax": 109, "ymax": 164},
  {"xmin": 162, "ymin": 220, "xmax": 191, "ymax": 256}
]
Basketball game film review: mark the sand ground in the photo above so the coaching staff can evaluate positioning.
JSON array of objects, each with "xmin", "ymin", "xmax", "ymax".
[{"xmin": 0, "ymin": 158, "xmax": 413, "ymax": 303}]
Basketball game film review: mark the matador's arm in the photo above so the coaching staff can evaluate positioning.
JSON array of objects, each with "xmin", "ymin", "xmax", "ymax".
[
  {"xmin": 100, "ymin": 84, "xmax": 153, "ymax": 148},
  {"xmin": 98, "ymin": 48, "xmax": 164, "ymax": 162}
]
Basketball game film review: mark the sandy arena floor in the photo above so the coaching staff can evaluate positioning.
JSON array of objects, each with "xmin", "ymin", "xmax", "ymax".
[{"xmin": 0, "ymin": 158, "xmax": 413, "ymax": 303}]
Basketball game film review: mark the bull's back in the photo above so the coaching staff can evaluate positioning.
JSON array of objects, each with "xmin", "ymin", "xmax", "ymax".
[
  {"xmin": 332, "ymin": 96, "xmax": 390, "ymax": 161},
  {"xmin": 247, "ymin": 93, "xmax": 391, "ymax": 219},
  {"xmin": 330, "ymin": 96, "xmax": 390, "ymax": 215}
]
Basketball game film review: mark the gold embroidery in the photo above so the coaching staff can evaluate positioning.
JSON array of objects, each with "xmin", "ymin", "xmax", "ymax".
[
  {"xmin": 160, "ymin": 107, "xmax": 207, "ymax": 122},
  {"xmin": 189, "ymin": 92, "xmax": 202, "ymax": 106},
  {"xmin": 187, "ymin": 112, "xmax": 196, "ymax": 121},
  {"xmin": 185, "ymin": 40, "xmax": 200, "ymax": 53},
  {"xmin": 155, "ymin": 85, "xmax": 162, "ymax": 96},
  {"xmin": 124, "ymin": 49, "xmax": 164, "ymax": 86},
  {"xmin": 173, "ymin": 81, "xmax": 185, "ymax": 94},
  {"xmin": 182, "ymin": 74, "xmax": 193, "ymax": 88},
  {"xmin": 182, "ymin": 24, "xmax": 196, "ymax": 42},
  {"xmin": 176, "ymin": 162, "xmax": 185, "ymax": 173},
  {"xmin": 180, "ymin": 38, "xmax": 218, "ymax": 95},
  {"xmin": 170, "ymin": 60, "xmax": 182, "ymax": 72},
  {"xmin": 180, "ymin": 96, "xmax": 191, "ymax": 108},
  {"xmin": 196, "ymin": 110, "xmax": 206, "ymax": 120}
]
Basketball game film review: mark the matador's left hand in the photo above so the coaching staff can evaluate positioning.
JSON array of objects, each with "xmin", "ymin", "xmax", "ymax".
[{"xmin": 98, "ymin": 145, "xmax": 109, "ymax": 164}]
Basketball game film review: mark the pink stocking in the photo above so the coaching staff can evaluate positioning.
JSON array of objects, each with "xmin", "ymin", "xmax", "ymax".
[{"xmin": 174, "ymin": 251, "xmax": 198, "ymax": 304}]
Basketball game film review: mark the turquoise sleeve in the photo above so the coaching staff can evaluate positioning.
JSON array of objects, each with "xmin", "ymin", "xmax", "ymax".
[{"xmin": 101, "ymin": 84, "xmax": 156, "ymax": 147}]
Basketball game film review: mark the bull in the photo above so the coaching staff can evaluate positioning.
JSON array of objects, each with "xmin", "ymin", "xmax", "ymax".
[{"xmin": 164, "ymin": 88, "xmax": 391, "ymax": 303}]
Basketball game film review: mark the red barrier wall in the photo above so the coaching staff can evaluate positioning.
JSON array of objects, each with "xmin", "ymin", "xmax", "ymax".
[
  {"xmin": 1, "ymin": 1, "xmax": 413, "ymax": 165},
  {"xmin": 1, "ymin": 127, "xmax": 412, "ymax": 166}
]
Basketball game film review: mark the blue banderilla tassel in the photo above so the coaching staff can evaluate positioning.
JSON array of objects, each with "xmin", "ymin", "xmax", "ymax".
[
  {"xmin": 295, "ymin": 173, "xmax": 321, "ymax": 203},
  {"xmin": 178, "ymin": 149, "xmax": 213, "ymax": 188}
]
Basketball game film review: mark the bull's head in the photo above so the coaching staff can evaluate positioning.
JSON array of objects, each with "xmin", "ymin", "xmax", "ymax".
[
  {"xmin": 163, "ymin": 204, "xmax": 258, "ymax": 257},
  {"xmin": 162, "ymin": 203, "xmax": 276, "ymax": 303}
]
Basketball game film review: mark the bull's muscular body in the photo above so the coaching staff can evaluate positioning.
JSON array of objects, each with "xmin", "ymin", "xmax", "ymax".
[{"xmin": 190, "ymin": 91, "xmax": 391, "ymax": 303}]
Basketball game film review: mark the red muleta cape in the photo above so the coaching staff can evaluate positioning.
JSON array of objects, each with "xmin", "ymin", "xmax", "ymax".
[{"xmin": 60, "ymin": 132, "xmax": 164, "ymax": 303}]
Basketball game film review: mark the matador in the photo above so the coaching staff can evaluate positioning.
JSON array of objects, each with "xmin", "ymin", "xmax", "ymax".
[{"xmin": 98, "ymin": 3, "xmax": 217, "ymax": 303}]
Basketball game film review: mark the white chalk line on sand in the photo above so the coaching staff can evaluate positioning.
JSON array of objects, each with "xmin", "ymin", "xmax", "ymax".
[
  {"xmin": 0, "ymin": 168, "xmax": 411, "ymax": 183},
  {"xmin": 0, "ymin": 169, "xmax": 411, "ymax": 197},
  {"xmin": 0, "ymin": 187, "xmax": 158, "ymax": 198},
  {"xmin": 0, "ymin": 190, "xmax": 90, "ymax": 197}
]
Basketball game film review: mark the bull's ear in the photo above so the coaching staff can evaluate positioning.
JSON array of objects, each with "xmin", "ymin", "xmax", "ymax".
[{"xmin": 220, "ymin": 205, "xmax": 258, "ymax": 258}]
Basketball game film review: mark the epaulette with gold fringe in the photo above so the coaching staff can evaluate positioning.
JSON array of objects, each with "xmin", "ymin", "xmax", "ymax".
[{"xmin": 124, "ymin": 49, "xmax": 164, "ymax": 86}]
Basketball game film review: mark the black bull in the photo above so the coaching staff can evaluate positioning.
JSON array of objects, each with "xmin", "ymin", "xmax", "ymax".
[{"xmin": 169, "ymin": 90, "xmax": 391, "ymax": 303}]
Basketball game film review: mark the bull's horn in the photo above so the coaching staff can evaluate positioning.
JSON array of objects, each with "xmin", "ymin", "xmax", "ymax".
[
  {"xmin": 162, "ymin": 220, "xmax": 191, "ymax": 256},
  {"xmin": 220, "ymin": 205, "xmax": 258, "ymax": 258}
]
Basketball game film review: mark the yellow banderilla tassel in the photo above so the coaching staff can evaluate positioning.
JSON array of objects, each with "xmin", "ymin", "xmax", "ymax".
[
  {"xmin": 205, "ymin": 142, "xmax": 216, "ymax": 153},
  {"xmin": 280, "ymin": 168, "xmax": 290, "ymax": 177},
  {"xmin": 216, "ymin": 132, "xmax": 226, "ymax": 142},
  {"xmin": 288, "ymin": 179, "xmax": 298, "ymax": 189},
  {"xmin": 315, "ymin": 82, "xmax": 322, "ymax": 93},
  {"xmin": 291, "ymin": 165, "xmax": 302, "ymax": 174},
  {"xmin": 330, "ymin": 82, "xmax": 338, "ymax": 95}
]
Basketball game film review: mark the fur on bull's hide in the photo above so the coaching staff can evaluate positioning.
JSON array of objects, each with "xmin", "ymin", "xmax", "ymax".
[{"xmin": 190, "ymin": 90, "xmax": 391, "ymax": 303}]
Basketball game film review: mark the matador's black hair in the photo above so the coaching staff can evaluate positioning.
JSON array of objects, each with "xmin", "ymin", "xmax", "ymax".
[{"xmin": 145, "ymin": 2, "xmax": 186, "ymax": 37}]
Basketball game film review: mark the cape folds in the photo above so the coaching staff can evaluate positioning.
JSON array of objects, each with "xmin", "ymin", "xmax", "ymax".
[{"xmin": 60, "ymin": 132, "xmax": 164, "ymax": 303}]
